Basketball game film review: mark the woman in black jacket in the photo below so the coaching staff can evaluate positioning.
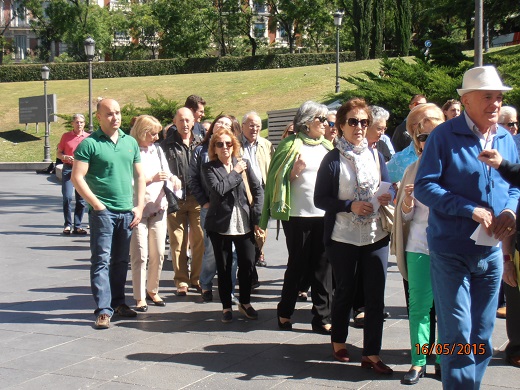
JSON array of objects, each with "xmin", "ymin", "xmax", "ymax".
[{"xmin": 202, "ymin": 128, "xmax": 264, "ymax": 323}]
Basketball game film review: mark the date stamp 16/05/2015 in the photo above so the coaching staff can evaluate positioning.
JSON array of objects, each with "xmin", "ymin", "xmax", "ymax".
[{"xmin": 415, "ymin": 343, "xmax": 486, "ymax": 356}]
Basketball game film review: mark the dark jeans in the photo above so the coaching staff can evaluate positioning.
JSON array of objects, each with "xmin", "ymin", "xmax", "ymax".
[
  {"xmin": 278, "ymin": 217, "xmax": 332, "ymax": 325},
  {"xmin": 89, "ymin": 208, "xmax": 133, "ymax": 316},
  {"xmin": 505, "ymin": 280, "xmax": 520, "ymax": 359},
  {"xmin": 327, "ymin": 236, "xmax": 389, "ymax": 356},
  {"xmin": 208, "ymin": 231, "xmax": 256, "ymax": 310},
  {"xmin": 62, "ymin": 165, "xmax": 86, "ymax": 228}
]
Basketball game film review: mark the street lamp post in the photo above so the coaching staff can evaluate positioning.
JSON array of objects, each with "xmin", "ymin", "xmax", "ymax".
[
  {"xmin": 41, "ymin": 65, "xmax": 51, "ymax": 162},
  {"xmin": 84, "ymin": 37, "xmax": 96, "ymax": 133},
  {"xmin": 333, "ymin": 11, "xmax": 344, "ymax": 93}
]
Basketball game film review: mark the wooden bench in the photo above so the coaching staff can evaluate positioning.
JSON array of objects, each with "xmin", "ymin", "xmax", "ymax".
[{"xmin": 266, "ymin": 107, "xmax": 298, "ymax": 148}]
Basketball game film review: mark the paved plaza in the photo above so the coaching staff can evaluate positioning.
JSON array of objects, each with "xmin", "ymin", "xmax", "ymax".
[{"xmin": 0, "ymin": 171, "xmax": 517, "ymax": 389}]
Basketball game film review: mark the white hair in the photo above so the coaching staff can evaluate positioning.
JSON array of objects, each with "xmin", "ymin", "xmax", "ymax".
[
  {"xmin": 242, "ymin": 111, "xmax": 260, "ymax": 125},
  {"xmin": 499, "ymin": 106, "xmax": 517, "ymax": 123}
]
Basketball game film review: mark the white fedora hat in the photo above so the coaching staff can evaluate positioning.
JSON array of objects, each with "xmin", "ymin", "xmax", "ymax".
[{"xmin": 457, "ymin": 66, "xmax": 512, "ymax": 96}]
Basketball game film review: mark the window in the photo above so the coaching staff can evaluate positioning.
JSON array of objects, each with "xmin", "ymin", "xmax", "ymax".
[{"xmin": 254, "ymin": 22, "xmax": 265, "ymax": 38}]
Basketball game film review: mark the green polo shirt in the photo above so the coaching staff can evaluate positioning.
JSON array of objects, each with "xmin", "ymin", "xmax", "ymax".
[{"xmin": 74, "ymin": 128, "xmax": 140, "ymax": 211}]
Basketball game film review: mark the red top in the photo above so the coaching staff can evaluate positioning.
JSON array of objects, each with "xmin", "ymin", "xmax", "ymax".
[{"xmin": 57, "ymin": 131, "xmax": 89, "ymax": 164}]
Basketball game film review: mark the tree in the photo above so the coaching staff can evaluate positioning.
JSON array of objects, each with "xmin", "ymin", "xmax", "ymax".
[
  {"xmin": 395, "ymin": 0, "xmax": 411, "ymax": 56},
  {"xmin": 151, "ymin": 0, "xmax": 212, "ymax": 58},
  {"xmin": 352, "ymin": 0, "xmax": 372, "ymax": 60},
  {"xmin": 371, "ymin": 0, "xmax": 384, "ymax": 58}
]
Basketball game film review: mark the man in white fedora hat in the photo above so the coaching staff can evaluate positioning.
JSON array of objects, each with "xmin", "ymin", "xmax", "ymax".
[{"xmin": 415, "ymin": 66, "xmax": 519, "ymax": 389}]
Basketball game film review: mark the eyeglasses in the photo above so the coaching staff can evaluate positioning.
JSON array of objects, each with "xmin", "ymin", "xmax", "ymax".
[
  {"xmin": 347, "ymin": 118, "xmax": 369, "ymax": 128},
  {"xmin": 315, "ymin": 116, "xmax": 327, "ymax": 123},
  {"xmin": 328, "ymin": 121, "xmax": 335, "ymax": 127},
  {"xmin": 376, "ymin": 126, "xmax": 387, "ymax": 133},
  {"xmin": 215, "ymin": 141, "xmax": 233, "ymax": 148},
  {"xmin": 416, "ymin": 133, "xmax": 429, "ymax": 142},
  {"xmin": 503, "ymin": 121, "xmax": 518, "ymax": 128}
]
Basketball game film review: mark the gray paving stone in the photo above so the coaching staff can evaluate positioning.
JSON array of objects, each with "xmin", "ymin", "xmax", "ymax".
[{"xmin": 0, "ymin": 172, "xmax": 517, "ymax": 389}]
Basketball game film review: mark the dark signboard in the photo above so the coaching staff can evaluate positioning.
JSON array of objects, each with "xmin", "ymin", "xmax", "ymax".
[{"xmin": 19, "ymin": 95, "xmax": 58, "ymax": 124}]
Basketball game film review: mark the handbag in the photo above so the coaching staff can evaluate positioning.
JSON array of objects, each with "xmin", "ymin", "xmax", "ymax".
[
  {"xmin": 374, "ymin": 149, "xmax": 394, "ymax": 233},
  {"xmin": 158, "ymin": 146, "xmax": 179, "ymax": 214},
  {"xmin": 240, "ymin": 160, "xmax": 266, "ymax": 250}
]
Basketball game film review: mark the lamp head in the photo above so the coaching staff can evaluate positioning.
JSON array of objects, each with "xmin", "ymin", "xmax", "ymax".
[
  {"xmin": 41, "ymin": 65, "xmax": 50, "ymax": 80},
  {"xmin": 84, "ymin": 37, "xmax": 96, "ymax": 60}
]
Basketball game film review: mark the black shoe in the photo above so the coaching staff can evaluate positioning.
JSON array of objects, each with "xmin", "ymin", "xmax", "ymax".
[
  {"xmin": 311, "ymin": 323, "xmax": 332, "ymax": 335},
  {"xmin": 238, "ymin": 304, "xmax": 258, "ymax": 320},
  {"xmin": 402, "ymin": 366, "xmax": 425, "ymax": 385},
  {"xmin": 434, "ymin": 363, "xmax": 441, "ymax": 379},
  {"xmin": 255, "ymin": 254, "xmax": 267, "ymax": 267},
  {"xmin": 222, "ymin": 310, "xmax": 233, "ymax": 323},
  {"xmin": 277, "ymin": 317, "xmax": 292, "ymax": 331},
  {"xmin": 201, "ymin": 290, "xmax": 213, "ymax": 302},
  {"xmin": 115, "ymin": 304, "xmax": 137, "ymax": 317},
  {"xmin": 191, "ymin": 284, "xmax": 202, "ymax": 293},
  {"xmin": 136, "ymin": 305, "xmax": 148, "ymax": 312},
  {"xmin": 72, "ymin": 227, "xmax": 88, "ymax": 235},
  {"xmin": 146, "ymin": 293, "xmax": 166, "ymax": 306}
]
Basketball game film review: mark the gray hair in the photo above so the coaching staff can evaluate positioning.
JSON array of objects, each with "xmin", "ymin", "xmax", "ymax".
[
  {"xmin": 293, "ymin": 101, "xmax": 328, "ymax": 133},
  {"xmin": 499, "ymin": 106, "xmax": 517, "ymax": 123},
  {"xmin": 369, "ymin": 105, "xmax": 390, "ymax": 123},
  {"xmin": 72, "ymin": 113, "xmax": 85, "ymax": 121},
  {"xmin": 242, "ymin": 111, "xmax": 260, "ymax": 124}
]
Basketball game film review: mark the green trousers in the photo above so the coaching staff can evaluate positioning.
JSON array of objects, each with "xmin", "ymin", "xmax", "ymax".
[{"xmin": 406, "ymin": 251, "xmax": 440, "ymax": 366}]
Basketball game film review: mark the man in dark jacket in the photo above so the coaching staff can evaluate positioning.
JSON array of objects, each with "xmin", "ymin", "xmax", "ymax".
[{"xmin": 162, "ymin": 107, "xmax": 204, "ymax": 296}]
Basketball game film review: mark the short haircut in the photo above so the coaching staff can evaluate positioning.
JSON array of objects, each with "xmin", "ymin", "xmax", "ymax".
[
  {"xmin": 498, "ymin": 106, "xmax": 517, "ymax": 123},
  {"xmin": 242, "ymin": 111, "xmax": 260, "ymax": 125},
  {"xmin": 293, "ymin": 101, "xmax": 328, "ymax": 133},
  {"xmin": 368, "ymin": 105, "xmax": 389, "ymax": 123},
  {"xmin": 72, "ymin": 113, "xmax": 85, "ymax": 121},
  {"xmin": 208, "ymin": 128, "xmax": 241, "ymax": 161},
  {"xmin": 336, "ymin": 98, "xmax": 372, "ymax": 137},
  {"xmin": 130, "ymin": 115, "xmax": 162, "ymax": 144},
  {"xmin": 410, "ymin": 94, "xmax": 427, "ymax": 105},
  {"xmin": 184, "ymin": 95, "xmax": 206, "ymax": 111}
]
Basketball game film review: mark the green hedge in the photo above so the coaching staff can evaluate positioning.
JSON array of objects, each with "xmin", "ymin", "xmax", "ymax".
[{"xmin": 0, "ymin": 51, "xmax": 357, "ymax": 83}]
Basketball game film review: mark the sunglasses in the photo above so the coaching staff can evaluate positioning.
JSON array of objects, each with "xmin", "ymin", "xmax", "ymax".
[
  {"xmin": 315, "ymin": 116, "xmax": 327, "ymax": 123},
  {"xmin": 347, "ymin": 118, "xmax": 369, "ymax": 128},
  {"xmin": 416, "ymin": 133, "xmax": 429, "ymax": 142},
  {"xmin": 505, "ymin": 121, "xmax": 518, "ymax": 128},
  {"xmin": 215, "ymin": 141, "xmax": 233, "ymax": 148},
  {"xmin": 328, "ymin": 121, "xmax": 335, "ymax": 127}
]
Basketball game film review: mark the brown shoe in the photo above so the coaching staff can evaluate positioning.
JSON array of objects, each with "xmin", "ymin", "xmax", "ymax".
[
  {"xmin": 497, "ymin": 306, "xmax": 506, "ymax": 319},
  {"xmin": 95, "ymin": 314, "xmax": 110, "ymax": 329}
]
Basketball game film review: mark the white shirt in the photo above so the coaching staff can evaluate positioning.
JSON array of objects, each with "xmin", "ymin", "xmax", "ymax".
[
  {"xmin": 331, "ymin": 152, "xmax": 387, "ymax": 246},
  {"xmin": 402, "ymin": 192, "xmax": 429, "ymax": 255},
  {"xmin": 289, "ymin": 143, "xmax": 328, "ymax": 217}
]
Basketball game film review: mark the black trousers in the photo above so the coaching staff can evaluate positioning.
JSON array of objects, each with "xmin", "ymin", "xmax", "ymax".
[
  {"xmin": 327, "ymin": 236, "xmax": 389, "ymax": 356},
  {"xmin": 208, "ymin": 231, "xmax": 256, "ymax": 310},
  {"xmin": 278, "ymin": 217, "xmax": 332, "ymax": 325}
]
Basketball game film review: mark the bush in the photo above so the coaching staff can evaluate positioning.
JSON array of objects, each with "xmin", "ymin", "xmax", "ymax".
[
  {"xmin": 336, "ymin": 45, "xmax": 520, "ymax": 130},
  {"xmin": 0, "ymin": 51, "xmax": 357, "ymax": 83}
]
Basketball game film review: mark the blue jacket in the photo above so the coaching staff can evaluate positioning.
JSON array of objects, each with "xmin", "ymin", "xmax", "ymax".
[{"xmin": 414, "ymin": 114, "xmax": 520, "ymax": 254}]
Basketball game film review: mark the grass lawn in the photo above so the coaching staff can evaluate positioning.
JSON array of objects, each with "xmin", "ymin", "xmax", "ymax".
[{"xmin": 0, "ymin": 59, "xmax": 380, "ymax": 162}]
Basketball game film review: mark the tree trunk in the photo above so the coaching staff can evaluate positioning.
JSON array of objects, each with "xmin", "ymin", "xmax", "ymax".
[{"xmin": 248, "ymin": 34, "xmax": 257, "ymax": 56}]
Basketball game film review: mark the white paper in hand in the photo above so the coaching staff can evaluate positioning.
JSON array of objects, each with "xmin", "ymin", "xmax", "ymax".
[
  {"xmin": 370, "ymin": 181, "xmax": 392, "ymax": 212},
  {"xmin": 470, "ymin": 225, "xmax": 500, "ymax": 247}
]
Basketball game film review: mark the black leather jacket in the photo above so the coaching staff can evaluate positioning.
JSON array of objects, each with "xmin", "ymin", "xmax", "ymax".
[{"xmin": 161, "ymin": 129, "xmax": 202, "ymax": 200}]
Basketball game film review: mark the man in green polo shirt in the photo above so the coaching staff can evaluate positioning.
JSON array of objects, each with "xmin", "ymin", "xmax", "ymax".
[{"xmin": 72, "ymin": 98, "xmax": 145, "ymax": 329}]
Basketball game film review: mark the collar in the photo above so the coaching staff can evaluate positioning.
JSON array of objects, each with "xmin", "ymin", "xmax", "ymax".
[
  {"xmin": 241, "ymin": 134, "xmax": 257, "ymax": 147},
  {"xmin": 464, "ymin": 111, "xmax": 498, "ymax": 138},
  {"xmin": 97, "ymin": 128, "xmax": 124, "ymax": 139}
]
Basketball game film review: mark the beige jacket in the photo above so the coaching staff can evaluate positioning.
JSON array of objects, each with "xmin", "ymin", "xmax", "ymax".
[
  {"xmin": 391, "ymin": 159, "xmax": 420, "ymax": 281},
  {"xmin": 242, "ymin": 136, "xmax": 274, "ymax": 185}
]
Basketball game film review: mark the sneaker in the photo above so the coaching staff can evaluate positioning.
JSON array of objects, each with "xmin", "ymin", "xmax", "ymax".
[
  {"xmin": 201, "ymin": 290, "xmax": 213, "ymax": 302},
  {"xmin": 114, "ymin": 304, "xmax": 137, "ymax": 317},
  {"xmin": 231, "ymin": 294, "xmax": 239, "ymax": 305},
  {"xmin": 222, "ymin": 310, "xmax": 233, "ymax": 323},
  {"xmin": 95, "ymin": 313, "xmax": 110, "ymax": 329},
  {"xmin": 238, "ymin": 304, "xmax": 258, "ymax": 320}
]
